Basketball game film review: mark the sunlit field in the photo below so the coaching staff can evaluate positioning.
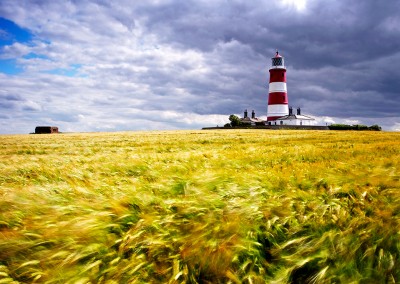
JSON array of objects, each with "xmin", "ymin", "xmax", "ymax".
[{"xmin": 1, "ymin": 130, "xmax": 399, "ymax": 283}]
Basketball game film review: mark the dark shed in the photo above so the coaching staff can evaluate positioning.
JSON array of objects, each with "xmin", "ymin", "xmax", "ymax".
[{"xmin": 35, "ymin": 126, "xmax": 59, "ymax": 134}]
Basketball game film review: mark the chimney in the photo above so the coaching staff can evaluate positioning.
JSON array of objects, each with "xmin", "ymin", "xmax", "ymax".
[
  {"xmin": 289, "ymin": 107, "xmax": 293, "ymax": 116},
  {"xmin": 251, "ymin": 110, "xmax": 255, "ymax": 119},
  {"xmin": 244, "ymin": 109, "xmax": 248, "ymax": 118},
  {"xmin": 297, "ymin": 107, "xmax": 301, "ymax": 115}
]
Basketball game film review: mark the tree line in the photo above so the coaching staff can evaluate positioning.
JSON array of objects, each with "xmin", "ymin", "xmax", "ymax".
[{"xmin": 328, "ymin": 124, "xmax": 382, "ymax": 131}]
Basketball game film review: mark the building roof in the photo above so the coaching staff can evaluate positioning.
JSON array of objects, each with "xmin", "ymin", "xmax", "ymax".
[
  {"xmin": 276, "ymin": 114, "xmax": 315, "ymax": 121},
  {"xmin": 240, "ymin": 117, "xmax": 264, "ymax": 123}
]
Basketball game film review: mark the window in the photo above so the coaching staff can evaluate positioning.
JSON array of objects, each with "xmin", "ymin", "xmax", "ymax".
[
  {"xmin": 280, "ymin": 121, "xmax": 283, "ymax": 125},
  {"xmin": 272, "ymin": 58, "xmax": 282, "ymax": 66}
]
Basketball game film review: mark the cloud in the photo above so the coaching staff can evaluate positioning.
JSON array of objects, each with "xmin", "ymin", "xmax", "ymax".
[
  {"xmin": 0, "ymin": 0, "xmax": 399, "ymax": 134},
  {"xmin": 22, "ymin": 100, "xmax": 42, "ymax": 111},
  {"xmin": 391, "ymin": 122, "xmax": 400, "ymax": 132}
]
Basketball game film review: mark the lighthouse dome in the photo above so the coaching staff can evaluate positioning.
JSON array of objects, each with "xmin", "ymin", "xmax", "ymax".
[{"xmin": 271, "ymin": 50, "xmax": 285, "ymax": 69}]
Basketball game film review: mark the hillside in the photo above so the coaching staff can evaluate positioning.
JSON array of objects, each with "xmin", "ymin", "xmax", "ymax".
[{"xmin": 1, "ymin": 130, "xmax": 399, "ymax": 283}]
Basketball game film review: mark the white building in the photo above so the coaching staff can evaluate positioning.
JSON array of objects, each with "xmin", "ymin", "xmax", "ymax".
[{"xmin": 265, "ymin": 107, "xmax": 316, "ymax": 126}]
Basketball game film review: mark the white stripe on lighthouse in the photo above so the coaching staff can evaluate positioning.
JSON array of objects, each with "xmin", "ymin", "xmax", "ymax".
[
  {"xmin": 269, "ymin": 82, "xmax": 287, "ymax": 93},
  {"xmin": 267, "ymin": 104, "xmax": 289, "ymax": 116}
]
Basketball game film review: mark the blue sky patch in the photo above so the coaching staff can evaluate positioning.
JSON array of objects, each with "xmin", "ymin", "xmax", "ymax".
[
  {"xmin": 45, "ymin": 64, "xmax": 84, "ymax": 77},
  {"xmin": 0, "ymin": 17, "xmax": 35, "ymax": 75},
  {"xmin": 0, "ymin": 59, "xmax": 22, "ymax": 74},
  {"xmin": 23, "ymin": 53, "xmax": 49, "ymax": 60},
  {"xmin": 0, "ymin": 17, "xmax": 33, "ymax": 46}
]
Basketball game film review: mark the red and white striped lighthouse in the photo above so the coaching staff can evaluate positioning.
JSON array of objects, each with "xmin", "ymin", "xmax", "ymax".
[{"xmin": 267, "ymin": 50, "xmax": 289, "ymax": 121}]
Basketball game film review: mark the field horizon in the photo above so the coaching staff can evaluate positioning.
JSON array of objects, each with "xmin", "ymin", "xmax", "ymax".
[{"xmin": 1, "ymin": 129, "xmax": 399, "ymax": 283}]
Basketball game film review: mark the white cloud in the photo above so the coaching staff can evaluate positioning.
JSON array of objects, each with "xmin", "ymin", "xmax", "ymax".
[
  {"xmin": 21, "ymin": 100, "xmax": 42, "ymax": 111},
  {"xmin": 391, "ymin": 122, "xmax": 400, "ymax": 132},
  {"xmin": 280, "ymin": 0, "xmax": 307, "ymax": 11},
  {"xmin": 0, "ymin": 42, "xmax": 31, "ymax": 59}
]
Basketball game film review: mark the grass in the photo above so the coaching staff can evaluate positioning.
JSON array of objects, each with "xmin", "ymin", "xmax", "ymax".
[{"xmin": 0, "ymin": 129, "xmax": 399, "ymax": 283}]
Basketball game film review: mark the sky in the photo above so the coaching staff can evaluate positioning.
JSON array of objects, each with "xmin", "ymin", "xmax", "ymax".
[{"xmin": 0, "ymin": 0, "xmax": 399, "ymax": 134}]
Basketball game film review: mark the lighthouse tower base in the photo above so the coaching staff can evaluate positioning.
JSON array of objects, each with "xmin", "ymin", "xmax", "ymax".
[{"xmin": 267, "ymin": 104, "xmax": 289, "ymax": 121}]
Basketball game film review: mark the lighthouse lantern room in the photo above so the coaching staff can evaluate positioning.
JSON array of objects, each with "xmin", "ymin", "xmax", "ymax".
[{"xmin": 267, "ymin": 51, "xmax": 289, "ymax": 121}]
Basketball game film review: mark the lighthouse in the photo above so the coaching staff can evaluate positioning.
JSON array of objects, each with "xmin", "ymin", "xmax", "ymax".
[{"xmin": 267, "ymin": 50, "xmax": 289, "ymax": 121}]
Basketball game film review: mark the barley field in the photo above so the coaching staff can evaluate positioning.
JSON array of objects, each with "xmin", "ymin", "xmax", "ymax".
[{"xmin": 0, "ymin": 130, "xmax": 399, "ymax": 283}]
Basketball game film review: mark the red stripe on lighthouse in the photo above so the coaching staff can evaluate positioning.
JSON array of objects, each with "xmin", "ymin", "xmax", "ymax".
[
  {"xmin": 269, "ymin": 69, "xmax": 286, "ymax": 83},
  {"xmin": 268, "ymin": 92, "xmax": 288, "ymax": 104}
]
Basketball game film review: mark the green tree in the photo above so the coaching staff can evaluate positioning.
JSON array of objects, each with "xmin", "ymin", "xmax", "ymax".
[
  {"xmin": 369, "ymin": 124, "xmax": 382, "ymax": 131},
  {"xmin": 228, "ymin": 114, "xmax": 242, "ymax": 127}
]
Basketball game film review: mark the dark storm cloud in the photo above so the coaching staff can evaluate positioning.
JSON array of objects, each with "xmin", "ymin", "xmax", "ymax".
[
  {"xmin": 137, "ymin": 1, "xmax": 400, "ymax": 66},
  {"xmin": 275, "ymin": 1, "xmax": 400, "ymax": 67},
  {"xmin": 131, "ymin": 0, "xmax": 400, "ymax": 120}
]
